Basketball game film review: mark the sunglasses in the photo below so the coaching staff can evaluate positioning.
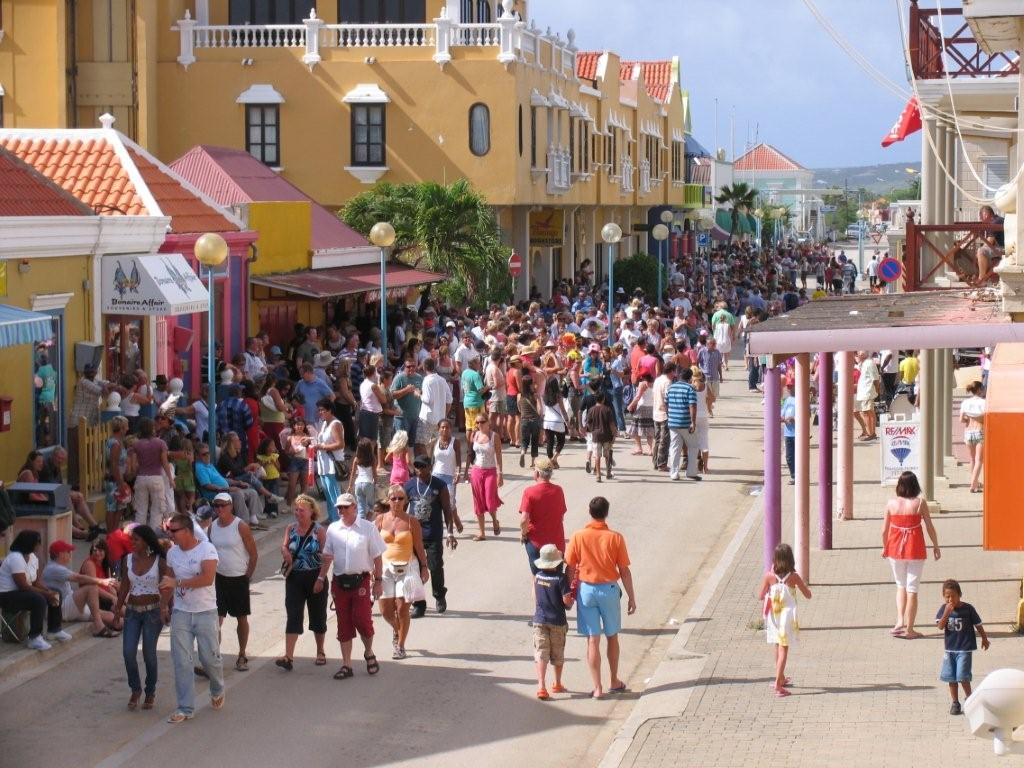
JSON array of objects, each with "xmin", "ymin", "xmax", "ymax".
[
  {"xmin": 389, "ymin": 496, "xmax": 407, "ymax": 502},
  {"xmin": 167, "ymin": 527, "xmax": 184, "ymax": 534}
]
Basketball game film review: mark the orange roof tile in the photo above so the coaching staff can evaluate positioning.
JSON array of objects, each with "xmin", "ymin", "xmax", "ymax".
[
  {"xmin": 125, "ymin": 148, "xmax": 238, "ymax": 234},
  {"xmin": 733, "ymin": 142, "xmax": 806, "ymax": 172},
  {"xmin": 576, "ymin": 51, "xmax": 601, "ymax": 82},
  {"xmin": 0, "ymin": 148, "xmax": 93, "ymax": 217},
  {"xmin": 621, "ymin": 60, "xmax": 674, "ymax": 102},
  {"xmin": 0, "ymin": 136, "xmax": 146, "ymax": 215}
]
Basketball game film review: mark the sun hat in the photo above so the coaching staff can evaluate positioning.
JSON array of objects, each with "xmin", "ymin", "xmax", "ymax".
[
  {"xmin": 335, "ymin": 493, "xmax": 357, "ymax": 508},
  {"xmin": 314, "ymin": 351, "xmax": 334, "ymax": 368},
  {"xmin": 533, "ymin": 544, "xmax": 564, "ymax": 571}
]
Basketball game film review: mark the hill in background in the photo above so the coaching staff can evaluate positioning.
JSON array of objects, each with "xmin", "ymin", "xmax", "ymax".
[{"xmin": 813, "ymin": 161, "xmax": 921, "ymax": 197}]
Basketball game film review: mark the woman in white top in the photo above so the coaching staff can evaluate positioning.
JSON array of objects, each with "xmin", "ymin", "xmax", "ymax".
[
  {"xmin": 0, "ymin": 530, "xmax": 66, "ymax": 651},
  {"xmin": 468, "ymin": 414, "xmax": 503, "ymax": 542},
  {"xmin": 960, "ymin": 381, "xmax": 986, "ymax": 493},
  {"xmin": 312, "ymin": 398, "xmax": 345, "ymax": 522},
  {"xmin": 431, "ymin": 419, "xmax": 464, "ymax": 533},
  {"xmin": 358, "ymin": 364, "xmax": 386, "ymax": 441},
  {"xmin": 693, "ymin": 371, "xmax": 716, "ymax": 472},
  {"xmin": 541, "ymin": 376, "xmax": 569, "ymax": 468},
  {"xmin": 114, "ymin": 524, "xmax": 168, "ymax": 710}
]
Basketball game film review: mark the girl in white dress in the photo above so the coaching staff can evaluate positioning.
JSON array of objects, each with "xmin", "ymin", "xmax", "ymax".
[{"xmin": 758, "ymin": 543, "xmax": 812, "ymax": 698}]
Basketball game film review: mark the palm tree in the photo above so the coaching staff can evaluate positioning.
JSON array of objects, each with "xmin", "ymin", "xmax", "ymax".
[{"xmin": 714, "ymin": 182, "xmax": 758, "ymax": 242}]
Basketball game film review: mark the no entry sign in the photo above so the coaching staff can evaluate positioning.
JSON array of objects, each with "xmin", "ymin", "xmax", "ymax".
[
  {"xmin": 508, "ymin": 251, "xmax": 522, "ymax": 277},
  {"xmin": 878, "ymin": 257, "xmax": 903, "ymax": 283}
]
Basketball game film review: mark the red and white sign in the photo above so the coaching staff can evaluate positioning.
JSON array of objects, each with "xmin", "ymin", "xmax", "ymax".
[
  {"xmin": 508, "ymin": 250, "xmax": 522, "ymax": 277},
  {"xmin": 881, "ymin": 97, "xmax": 922, "ymax": 148}
]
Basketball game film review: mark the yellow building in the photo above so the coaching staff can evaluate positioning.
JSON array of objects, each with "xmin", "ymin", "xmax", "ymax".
[{"xmin": 0, "ymin": 1, "xmax": 707, "ymax": 301}]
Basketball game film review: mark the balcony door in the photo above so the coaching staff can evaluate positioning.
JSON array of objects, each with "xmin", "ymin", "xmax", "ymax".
[
  {"xmin": 229, "ymin": 0, "xmax": 316, "ymax": 24},
  {"xmin": 460, "ymin": 0, "xmax": 493, "ymax": 22},
  {"xmin": 338, "ymin": 0, "xmax": 427, "ymax": 23}
]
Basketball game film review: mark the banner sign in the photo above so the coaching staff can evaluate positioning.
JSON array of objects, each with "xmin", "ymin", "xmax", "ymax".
[
  {"xmin": 529, "ymin": 209, "xmax": 564, "ymax": 247},
  {"xmin": 880, "ymin": 414, "xmax": 921, "ymax": 485}
]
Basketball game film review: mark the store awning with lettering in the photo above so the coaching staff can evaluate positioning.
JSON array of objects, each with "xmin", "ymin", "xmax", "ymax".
[
  {"xmin": 250, "ymin": 263, "xmax": 445, "ymax": 300},
  {"xmin": 101, "ymin": 254, "xmax": 209, "ymax": 316}
]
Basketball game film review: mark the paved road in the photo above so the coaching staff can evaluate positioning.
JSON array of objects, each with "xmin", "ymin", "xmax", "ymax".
[{"xmin": 1, "ymin": 367, "xmax": 764, "ymax": 768}]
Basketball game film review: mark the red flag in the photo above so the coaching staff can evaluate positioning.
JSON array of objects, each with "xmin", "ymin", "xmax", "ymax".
[{"xmin": 881, "ymin": 97, "xmax": 922, "ymax": 148}]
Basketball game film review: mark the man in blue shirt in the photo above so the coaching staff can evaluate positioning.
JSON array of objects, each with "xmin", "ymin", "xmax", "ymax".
[
  {"xmin": 215, "ymin": 385, "xmax": 254, "ymax": 456},
  {"xmin": 781, "ymin": 384, "xmax": 796, "ymax": 483},
  {"xmin": 697, "ymin": 339, "xmax": 724, "ymax": 399},
  {"xmin": 571, "ymin": 290, "xmax": 594, "ymax": 314},
  {"xmin": 193, "ymin": 444, "xmax": 264, "ymax": 527},
  {"xmin": 666, "ymin": 368, "xmax": 700, "ymax": 480},
  {"xmin": 294, "ymin": 364, "xmax": 334, "ymax": 424}
]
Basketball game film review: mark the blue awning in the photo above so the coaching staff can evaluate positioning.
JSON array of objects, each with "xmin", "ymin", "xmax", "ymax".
[
  {"xmin": 685, "ymin": 134, "xmax": 712, "ymax": 158},
  {"xmin": 0, "ymin": 305, "xmax": 53, "ymax": 349}
]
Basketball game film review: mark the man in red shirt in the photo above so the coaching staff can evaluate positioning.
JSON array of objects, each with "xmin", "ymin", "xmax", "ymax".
[{"xmin": 519, "ymin": 457, "xmax": 567, "ymax": 575}]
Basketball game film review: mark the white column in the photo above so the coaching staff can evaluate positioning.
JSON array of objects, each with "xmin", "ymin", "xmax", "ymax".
[
  {"xmin": 944, "ymin": 124, "xmax": 956, "ymax": 223},
  {"xmin": 177, "ymin": 10, "xmax": 196, "ymax": 68},
  {"xmin": 921, "ymin": 117, "xmax": 937, "ymax": 225},
  {"xmin": 936, "ymin": 125, "xmax": 949, "ymax": 225}
]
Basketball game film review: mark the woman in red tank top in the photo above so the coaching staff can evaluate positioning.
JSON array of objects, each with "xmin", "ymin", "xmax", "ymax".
[{"xmin": 881, "ymin": 471, "xmax": 941, "ymax": 639}]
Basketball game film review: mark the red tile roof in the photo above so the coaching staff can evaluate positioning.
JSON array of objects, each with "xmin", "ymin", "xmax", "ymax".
[
  {"xmin": 576, "ymin": 51, "xmax": 601, "ymax": 82},
  {"xmin": 733, "ymin": 142, "xmax": 806, "ymax": 172},
  {"xmin": 620, "ymin": 60, "xmax": 674, "ymax": 102},
  {"xmin": 125, "ymin": 148, "xmax": 238, "ymax": 234},
  {"xmin": 0, "ymin": 136, "xmax": 145, "ymax": 215},
  {"xmin": 0, "ymin": 148, "xmax": 93, "ymax": 217},
  {"xmin": 171, "ymin": 145, "xmax": 369, "ymax": 251}
]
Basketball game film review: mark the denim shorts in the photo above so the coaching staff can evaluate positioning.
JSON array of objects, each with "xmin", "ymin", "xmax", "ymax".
[
  {"xmin": 577, "ymin": 582, "xmax": 622, "ymax": 637},
  {"xmin": 940, "ymin": 650, "xmax": 973, "ymax": 683}
]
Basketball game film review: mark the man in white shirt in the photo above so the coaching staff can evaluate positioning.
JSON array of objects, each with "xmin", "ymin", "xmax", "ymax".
[
  {"xmin": 670, "ymin": 290, "xmax": 692, "ymax": 315},
  {"xmin": 854, "ymin": 350, "xmax": 881, "ymax": 441},
  {"xmin": 867, "ymin": 254, "xmax": 880, "ymax": 289},
  {"xmin": 453, "ymin": 331, "xmax": 480, "ymax": 375},
  {"xmin": 242, "ymin": 337, "xmax": 267, "ymax": 383},
  {"xmin": 418, "ymin": 357, "xmax": 452, "ymax": 451},
  {"xmin": 161, "ymin": 513, "xmax": 225, "ymax": 723},
  {"xmin": 316, "ymin": 494, "xmax": 387, "ymax": 679},
  {"xmin": 879, "ymin": 349, "xmax": 899, "ymax": 405},
  {"xmin": 651, "ymin": 362, "xmax": 675, "ymax": 471}
]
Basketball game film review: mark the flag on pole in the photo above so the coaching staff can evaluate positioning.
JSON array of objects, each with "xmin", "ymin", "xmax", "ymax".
[{"xmin": 881, "ymin": 97, "xmax": 922, "ymax": 148}]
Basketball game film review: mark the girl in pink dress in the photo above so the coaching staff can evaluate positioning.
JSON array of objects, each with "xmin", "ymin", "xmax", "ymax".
[{"xmin": 386, "ymin": 430, "xmax": 411, "ymax": 485}]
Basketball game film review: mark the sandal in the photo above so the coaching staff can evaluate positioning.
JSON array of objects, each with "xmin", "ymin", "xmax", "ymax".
[
  {"xmin": 472, "ymin": 534, "xmax": 486, "ymax": 542},
  {"xmin": 235, "ymin": 655, "xmax": 249, "ymax": 672},
  {"xmin": 774, "ymin": 687, "xmax": 791, "ymax": 698},
  {"xmin": 142, "ymin": 695, "xmax": 155, "ymax": 710},
  {"xmin": 275, "ymin": 657, "xmax": 293, "ymax": 671},
  {"xmin": 93, "ymin": 627, "xmax": 118, "ymax": 638},
  {"xmin": 128, "ymin": 692, "xmax": 141, "ymax": 710},
  {"xmin": 168, "ymin": 711, "xmax": 194, "ymax": 724},
  {"xmin": 315, "ymin": 653, "xmax": 327, "ymax": 666},
  {"xmin": 492, "ymin": 519, "xmax": 501, "ymax": 536},
  {"xmin": 333, "ymin": 666, "xmax": 354, "ymax": 680},
  {"xmin": 551, "ymin": 683, "xmax": 567, "ymax": 694},
  {"xmin": 536, "ymin": 688, "xmax": 550, "ymax": 700},
  {"xmin": 365, "ymin": 654, "xmax": 380, "ymax": 675}
]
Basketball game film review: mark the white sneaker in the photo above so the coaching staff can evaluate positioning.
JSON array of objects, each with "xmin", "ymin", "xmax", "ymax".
[
  {"xmin": 669, "ymin": 473, "xmax": 679, "ymax": 481},
  {"xmin": 27, "ymin": 635, "xmax": 52, "ymax": 651},
  {"xmin": 47, "ymin": 630, "xmax": 73, "ymax": 642}
]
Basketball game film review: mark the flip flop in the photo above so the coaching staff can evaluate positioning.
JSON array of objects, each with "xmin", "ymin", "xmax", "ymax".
[
  {"xmin": 551, "ymin": 683, "xmax": 568, "ymax": 694},
  {"xmin": 774, "ymin": 688, "xmax": 791, "ymax": 698},
  {"xmin": 235, "ymin": 656, "xmax": 249, "ymax": 672},
  {"xmin": 889, "ymin": 626, "xmax": 906, "ymax": 635},
  {"xmin": 608, "ymin": 684, "xmax": 628, "ymax": 694},
  {"xmin": 492, "ymin": 519, "xmax": 501, "ymax": 536},
  {"xmin": 472, "ymin": 535, "xmax": 486, "ymax": 542},
  {"xmin": 333, "ymin": 666, "xmax": 354, "ymax": 680},
  {"xmin": 536, "ymin": 689, "xmax": 550, "ymax": 700},
  {"xmin": 93, "ymin": 627, "xmax": 118, "ymax": 638}
]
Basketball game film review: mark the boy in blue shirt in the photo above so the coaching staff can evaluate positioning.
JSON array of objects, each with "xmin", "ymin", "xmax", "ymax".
[
  {"xmin": 532, "ymin": 544, "xmax": 574, "ymax": 700},
  {"xmin": 936, "ymin": 578, "xmax": 990, "ymax": 716}
]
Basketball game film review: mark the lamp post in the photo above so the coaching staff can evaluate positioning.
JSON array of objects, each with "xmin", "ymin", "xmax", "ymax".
[
  {"xmin": 652, "ymin": 222, "xmax": 669, "ymax": 308},
  {"xmin": 369, "ymin": 221, "xmax": 396, "ymax": 353},
  {"xmin": 698, "ymin": 212, "xmax": 715, "ymax": 300},
  {"xmin": 194, "ymin": 232, "xmax": 229, "ymax": 457},
  {"xmin": 601, "ymin": 222, "xmax": 622, "ymax": 314},
  {"xmin": 753, "ymin": 207, "xmax": 764, "ymax": 249}
]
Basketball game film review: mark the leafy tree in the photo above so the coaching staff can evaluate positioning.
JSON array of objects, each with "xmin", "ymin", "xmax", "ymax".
[
  {"xmin": 714, "ymin": 182, "xmax": 758, "ymax": 242},
  {"xmin": 340, "ymin": 179, "xmax": 510, "ymax": 307},
  {"xmin": 612, "ymin": 252, "xmax": 668, "ymax": 303}
]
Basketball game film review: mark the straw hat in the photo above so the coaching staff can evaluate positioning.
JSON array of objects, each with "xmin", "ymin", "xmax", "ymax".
[{"xmin": 533, "ymin": 544, "xmax": 564, "ymax": 571}]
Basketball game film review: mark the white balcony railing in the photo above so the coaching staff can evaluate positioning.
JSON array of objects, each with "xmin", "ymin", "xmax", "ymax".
[
  {"xmin": 175, "ymin": 8, "xmax": 577, "ymax": 74},
  {"xmin": 546, "ymin": 146, "xmax": 571, "ymax": 194},
  {"xmin": 620, "ymin": 157, "xmax": 635, "ymax": 193},
  {"xmin": 639, "ymin": 160, "xmax": 651, "ymax": 195}
]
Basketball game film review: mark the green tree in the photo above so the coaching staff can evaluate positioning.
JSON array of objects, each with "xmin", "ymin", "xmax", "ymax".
[
  {"xmin": 612, "ymin": 252, "xmax": 667, "ymax": 302},
  {"xmin": 340, "ymin": 179, "xmax": 510, "ymax": 307},
  {"xmin": 714, "ymin": 182, "xmax": 758, "ymax": 242}
]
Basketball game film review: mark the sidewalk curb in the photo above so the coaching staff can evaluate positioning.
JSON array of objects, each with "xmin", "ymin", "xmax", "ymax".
[{"xmin": 598, "ymin": 495, "xmax": 762, "ymax": 768}]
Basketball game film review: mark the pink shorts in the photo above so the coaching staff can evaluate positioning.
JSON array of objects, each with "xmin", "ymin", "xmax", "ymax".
[{"xmin": 469, "ymin": 466, "xmax": 502, "ymax": 516}]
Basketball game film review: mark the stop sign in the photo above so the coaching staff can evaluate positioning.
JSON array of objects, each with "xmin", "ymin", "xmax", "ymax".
[{"xmin": 508, "ymin": 250, "xmax": 522, "ymax": 277}]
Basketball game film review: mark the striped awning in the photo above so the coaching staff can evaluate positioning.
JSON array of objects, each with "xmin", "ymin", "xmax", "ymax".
[{"xmin": 0, "ymin": 304, "xmax": 53, "ymax": 349}]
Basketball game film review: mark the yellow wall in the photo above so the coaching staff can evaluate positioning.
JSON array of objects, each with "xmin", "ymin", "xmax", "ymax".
[
  {"xmin": 0, "ymin": 1, "xmax": 68, "ymax": 128},
  {"xmin": 0, "ymin": 255, "xmax": 91, "ymax": 482},
  {"xmin": 247, "ymin": 200, "xmax": 314, "ymax": 276}
]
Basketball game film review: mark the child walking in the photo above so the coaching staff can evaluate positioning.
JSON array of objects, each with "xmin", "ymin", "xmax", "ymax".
[
  {"xmin": 758, "ymin": 543, "xmax": 812, "ymax": 697},
  {"xmin": 586, "ymin": 390, "xmax": 617, "ymax": 482},
  {"xmin": 386, "ymin": 430, "xmax": 411, "ymax": 485},
  {"xmin": 936, "ymin": 578, "xmax": 990, "ymax": 715},
  {"xmin": 531, "ymin": 544, "xmax": 574, "ymax": 700}
]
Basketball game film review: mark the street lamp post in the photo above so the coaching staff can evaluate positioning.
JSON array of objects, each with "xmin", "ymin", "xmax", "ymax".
[
  {"xmin": 698, "ymin": 213, "xmax": 715, "ymax": 300},
  {"xmin": 652, "ymin": 222, "xmax": 669, "ymax": 308},
  {"xmin": 369, "ymin": 222, "xmax": 396, "ymax": 353},
  {"xmin": 601, "ymin": 222, "xmax": 623, "ymax": 314},
  {"xmin": 194, "ymin": 232, "xmax": 229, "ymax": 457}
]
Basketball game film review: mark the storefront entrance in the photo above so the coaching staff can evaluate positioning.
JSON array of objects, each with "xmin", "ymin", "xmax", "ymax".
[
  {"xmin": 105, "ymin": 316, "xmax": 144, "ymax": 383},
  {"xmin": 32, "ymin": 310, "xmax": 65, "ymax": 449}
]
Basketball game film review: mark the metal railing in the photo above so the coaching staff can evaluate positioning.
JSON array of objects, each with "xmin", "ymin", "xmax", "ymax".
[
  {"xmin": 908, "ymin": 0, "xmax": 1019, "ymax": 79},
  {"xmin": 903, "ymin": 207, "xmax": 1002, "ymax": 289}
]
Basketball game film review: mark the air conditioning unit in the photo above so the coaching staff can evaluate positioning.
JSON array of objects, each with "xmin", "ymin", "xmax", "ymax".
[{"xmin": 73, "ymin": 342, "xmax": 103, "ymax": 372}]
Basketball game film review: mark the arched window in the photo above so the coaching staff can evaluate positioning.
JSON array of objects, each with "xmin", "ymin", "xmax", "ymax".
[{"xmin": 469, "ymin": 103, "xmax": 490, "ymax": 157}]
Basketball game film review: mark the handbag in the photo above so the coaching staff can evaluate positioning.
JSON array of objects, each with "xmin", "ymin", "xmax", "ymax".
[
  {"xmin": 280, "ymin": 523, "xmax": 317, "ymax": 579},
  {"xmin": 333, "ymin": 572, "xmax": 366, "ymax": 590}
]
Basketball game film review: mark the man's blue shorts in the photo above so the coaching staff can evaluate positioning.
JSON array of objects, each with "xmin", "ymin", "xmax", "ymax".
[
  {"xmin": 577, "ymin": 582, "xmax": 622, "ymax": 637},
  {"xmin": 940, "ymin": 650, "xmax": 973, "ymax": 683}
]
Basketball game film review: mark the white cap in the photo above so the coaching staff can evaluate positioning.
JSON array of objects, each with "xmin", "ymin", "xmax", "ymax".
[{"xmin": 212, "ymin": 492, "xmax": 232, "ymax": 505}]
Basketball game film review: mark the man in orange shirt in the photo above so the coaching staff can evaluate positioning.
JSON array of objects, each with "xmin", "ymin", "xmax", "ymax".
[{"xmin": 565, "ymin": 497, "xmax": 637, "ymax": 699}]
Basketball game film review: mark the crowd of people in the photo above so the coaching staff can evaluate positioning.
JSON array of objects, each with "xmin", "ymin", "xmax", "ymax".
[{"xmin": 1, "ymin": 237, "xmax": 989, "ymax": 716}]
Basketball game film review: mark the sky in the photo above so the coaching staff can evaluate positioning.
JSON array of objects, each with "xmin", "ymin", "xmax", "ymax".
[{"xmin": 538, "ymin": 0, "xmax": 923, "ymax": 170}]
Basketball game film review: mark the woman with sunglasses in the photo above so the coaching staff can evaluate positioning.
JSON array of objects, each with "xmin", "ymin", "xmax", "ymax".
[
  {"xmin": 375, "ymin": 485, "xmax": 429, "ymax": 660},
  {"xmin": 114, "ymin": 524, "xmax": 168, "ymax": 710},
  {"xmin": 277, "ymin": 494, "xmax": 329, "ymax": 670},
  {"xmin": 469, "ymin": 415, "xmax": 503, "ymax": 542}
]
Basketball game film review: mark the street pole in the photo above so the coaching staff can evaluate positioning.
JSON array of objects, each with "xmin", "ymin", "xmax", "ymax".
[
  {"xmin": 206, "ymin": 266, "xmax": 217, "ymax": 458},
  {"xmin": 706, "ymin": 243, "xmax": 713, "ymax": 300},
  {"xmin": 380, "ymin": 245, "xmax": 388, "ymax": 345},
  {"xmin": 657, "ymin": 237, "xmax": 664, "ymax": 309},
  {"xmin": 857, "ymin": 190, "xmax": 864, "ymax": 280},
  {"xmin": 607, "ymin": 242, "xmax": 614, "ymax": 314}
]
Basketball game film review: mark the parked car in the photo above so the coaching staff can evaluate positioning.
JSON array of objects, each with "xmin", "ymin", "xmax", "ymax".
[{"xmin": 845, "ymin": 224, "xmax": 867, "ymax": 239}]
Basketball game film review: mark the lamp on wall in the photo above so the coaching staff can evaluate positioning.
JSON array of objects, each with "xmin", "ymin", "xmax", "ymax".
[{"xmin": 195, "ymin": 232, "xmax": 229, "ymax": 456}]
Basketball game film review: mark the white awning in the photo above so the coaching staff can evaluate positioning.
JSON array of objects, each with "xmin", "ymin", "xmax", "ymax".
[{"xmin": 101, "ymin": 254, "xmax": 209, "ymax": 316}]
